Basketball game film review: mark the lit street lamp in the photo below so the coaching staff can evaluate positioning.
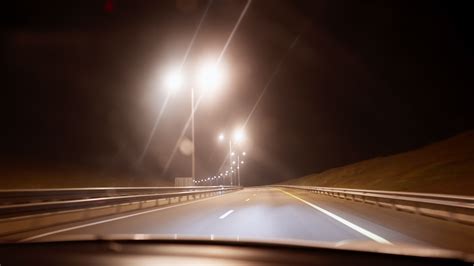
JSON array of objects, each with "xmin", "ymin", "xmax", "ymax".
[
  {"xmin": 233, "ymin": 129, "xmax": 245, "ymax": 144},
  {"xmin": 218, "ymin": 133, "xmax": 225, "ymax": 142},
  {"xmin": 164, "ymin": 69, "xmax": 184, "ymax": 94},
  {"xmin": 218, "ymin": 128, "xmax": 247, "ymax": 186},
  {"xmin": 164, "ymin": 61, "xmax": 226, "ymax": 180}
]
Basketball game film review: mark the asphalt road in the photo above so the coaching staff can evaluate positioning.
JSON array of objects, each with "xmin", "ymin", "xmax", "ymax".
[{"xmin": 16, "ymin": 187, "xmax": 474, "ymax": 252}]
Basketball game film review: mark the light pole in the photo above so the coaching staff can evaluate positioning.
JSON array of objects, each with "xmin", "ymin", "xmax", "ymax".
[
  {"xmin": 237, "ymin": 152, "xmax": 245, "ymax": 187},
  {"xmin": 237, "ymin": 152, "xmax": 240, "ymax": 186},
  {"xmin": 164, "ymin": 61, "xmax": 225, "ymax": 180},
  {"xmin": 218, "ymin": 129, "xmax": 246, "ymax": 186},
  {"xmin": 219, "ymin": 134, "xmax": 235, "ymax": 186},
  {"xmin": 229, "ymin": 140, "xmax": 234, "ymax": 186},
  {"xmin": 233, "ymin": 129, "xmax": 245, "ymax": 187},
  {"xmin": 191, "ymin": 87, "xmax": 195, "ymax": 180}
]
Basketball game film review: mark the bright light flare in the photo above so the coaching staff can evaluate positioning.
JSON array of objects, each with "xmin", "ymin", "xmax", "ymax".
[
  {"xmin": 233, "ymin": 129, "xmax": 245, "ymax": 143},
  {"xmin": 197, "ymin": 61, "xmax": 225, "ymax": 90},
  {"xmin": 218, "ymin": 133, "xmax": 225, "ymax": 142},
  {"xmin": 163, "ymin": 69, "xmax": 183, "ymax": 93}
]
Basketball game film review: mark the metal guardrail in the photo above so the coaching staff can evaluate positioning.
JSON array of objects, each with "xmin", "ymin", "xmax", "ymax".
[
  {"xmin": 0, "ymin": 186, "xmax": 239, "ymax": 219},
  {"xmin": 0, "ymin": 186, "xmax": 233, "ymax": 205},
  {"xmin": 275, "ymin": 185, "xmax": 474, "ymax": 225}
]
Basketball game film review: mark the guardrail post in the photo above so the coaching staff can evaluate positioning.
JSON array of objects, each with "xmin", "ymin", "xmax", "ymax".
[
  {"xmin": 390, "ymin": 199, "xmax": 396, "ymax": 210},
  {"xmin": 445, "ymin": 207, "xmax": 455, "ymax": 222},
  {"xmin": 413, "ymin": 204, "xmax": 420, "ymax": 215}
]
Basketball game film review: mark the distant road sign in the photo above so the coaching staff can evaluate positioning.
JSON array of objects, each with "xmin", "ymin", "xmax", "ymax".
[{"xmin": 175, "ymin": 177, "xmax": 194, "ymax": 187}]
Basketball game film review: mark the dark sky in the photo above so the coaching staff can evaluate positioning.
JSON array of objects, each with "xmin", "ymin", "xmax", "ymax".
[{"xmin": 1, "ymin": 0, "xmax": 473, "ymax": 185}]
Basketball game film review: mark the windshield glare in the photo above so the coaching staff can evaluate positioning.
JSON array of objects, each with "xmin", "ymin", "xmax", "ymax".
[{"xmin": 1, "ymin": 0, "xmax": 473, "ymax": 258}]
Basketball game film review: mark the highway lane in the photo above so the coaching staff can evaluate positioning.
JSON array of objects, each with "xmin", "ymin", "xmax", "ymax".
[{"xmin": 16, "ymin": 187, "xmax": 474, "ymax": 252}]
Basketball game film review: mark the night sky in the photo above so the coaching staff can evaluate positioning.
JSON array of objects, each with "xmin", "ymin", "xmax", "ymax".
[{"xmin": 1, "ymin": 0, "xmax": 473, "ymax": 186}]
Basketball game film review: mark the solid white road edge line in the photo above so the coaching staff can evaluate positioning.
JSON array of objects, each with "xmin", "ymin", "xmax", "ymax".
[
  {"xmin": 219, "ymin": 210, "xmax": 234, "ymax": 219},
  {"xmin": 20, "ymin": 193, "xmax": 230, "ymax": 242},
  {"xmin": 278, "ymin": 189, "xmax": 392, "ymax": 244}
]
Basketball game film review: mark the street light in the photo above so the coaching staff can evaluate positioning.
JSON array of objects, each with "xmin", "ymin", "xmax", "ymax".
[
  {"xmin": 217, "ymin": 128, "xmax": 247, "ymax": 187},
  {"xmin": 164, "ymin": 61, "xmax": 226, "ymax": 180},
  {"xmin": 164, "ymin": 69, "xmax": 183, "ymax": 94},
  {"xmin": 197, "ymin": 61, "xmax": 226, "ymax": 91},
  {"xmin": 233, "ymin": 129, "xmax": 245, "ymax": 143},
  {"xmin": 218, "ymin": 133, "xmax": 225, "ymax": 142}
]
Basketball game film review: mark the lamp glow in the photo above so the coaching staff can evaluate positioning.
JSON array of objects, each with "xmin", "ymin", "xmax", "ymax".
[
  {"xmin": 233, "ymin": 129, "xmax": 245, "ymax": 143},
  {"xmin": 197, "ymin": 61, "xmax": 225, "ymax": 90},
  {"xmin": 164, "ymin": 69, "xmax": 183, "ymax": 93}
]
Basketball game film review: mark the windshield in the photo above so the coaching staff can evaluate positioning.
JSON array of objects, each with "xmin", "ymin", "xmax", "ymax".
[{"xmin": 1, "ymin": 0, "xmax": 473, "ymax": 257}]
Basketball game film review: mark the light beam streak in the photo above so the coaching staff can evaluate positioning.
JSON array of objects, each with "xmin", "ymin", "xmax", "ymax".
[
  {"xmin": 138, "ymin": 0, "xmax": 213, "ymax": 163},
  {"xmin": 162, "ymin": 0, "xmax": 253, "ymax": 176},
  {"xmin": 215, "ymin": 33, "xmax": 301, "ymax": 175}
]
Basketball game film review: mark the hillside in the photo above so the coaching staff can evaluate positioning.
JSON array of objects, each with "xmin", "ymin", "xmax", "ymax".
[
  {"xmin": 0, "ymin": 163, "xmax": 173, "ymax": 189},
  {"xmin": 281, "ymin": 131, "xmax": 474, "ymax": 195}
]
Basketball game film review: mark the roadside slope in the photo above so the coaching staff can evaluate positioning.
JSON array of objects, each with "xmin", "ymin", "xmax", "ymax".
[
  {"xmin": 0, "ymin": 163, "xmax": 173, "ymax": 189},
  {"xmin": 281, "ymin": 131, "xmax": 474, "ymax": 195}
]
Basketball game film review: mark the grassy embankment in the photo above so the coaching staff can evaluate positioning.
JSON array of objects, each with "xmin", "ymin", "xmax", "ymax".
[
  {"xmin": 281, "ymin": 131, "xmax": 474, "ymax": 195},
  {"xmin": 0, "ymin": 164, "xmax": 172, "ymax": 189}
]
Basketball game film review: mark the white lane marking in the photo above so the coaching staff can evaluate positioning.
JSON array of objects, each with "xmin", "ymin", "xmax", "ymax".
[
  {"xmin": 219, "ymin": 210, "xmax": 234, "ymax": 219},
  {"xmin": 20, "ymin": 193, "xmax": 229, "ymax": 242},
  {"xmin": 245, "ymin": 198, "xmax": 250, "ymax": 201},
  {"xmin": 278, "ymin": 189, "xmax": 391, "ymax": 244}
]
